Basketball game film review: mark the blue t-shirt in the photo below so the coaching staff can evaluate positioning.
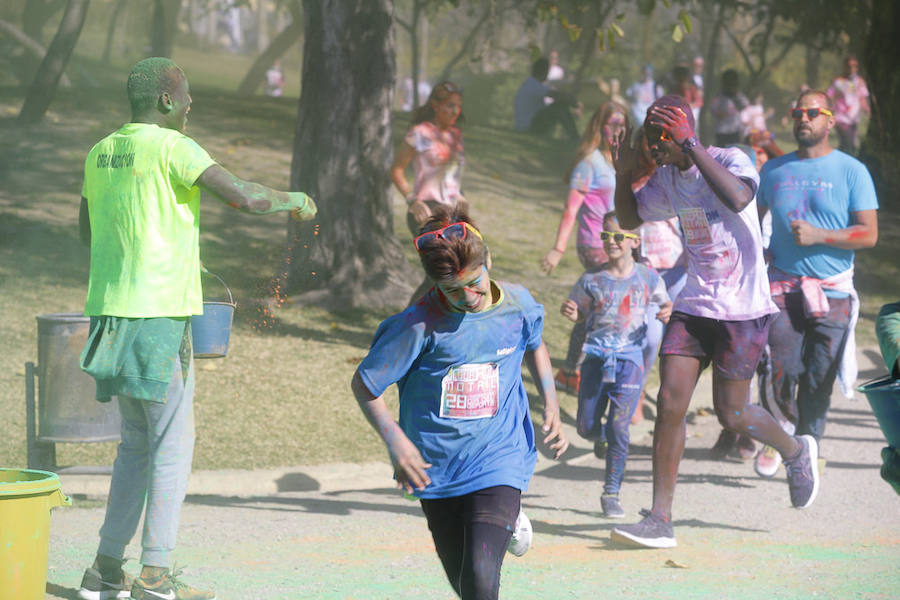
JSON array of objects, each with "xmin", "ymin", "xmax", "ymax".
[
  {"xmin": 356, "ymin": 282, "xmax": 544, "ymax": 499},
  {"xmin": 569, "ymin": 263, "xmax": 669, "ymax": 362},
  {"xmin": 758, "ymin": 150, "xmax": 878, "ymax": 287}
]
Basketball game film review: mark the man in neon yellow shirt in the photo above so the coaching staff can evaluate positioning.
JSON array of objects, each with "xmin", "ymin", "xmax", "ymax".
[{"xmin": 76, "ymin": 57, "xmax": 315, "ymax": 600}]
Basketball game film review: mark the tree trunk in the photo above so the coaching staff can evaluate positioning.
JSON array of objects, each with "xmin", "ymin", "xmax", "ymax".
[
  {"xmin": 278, "ymin": 0, "xmax": 415, "ymax": 309},
  {"xmin": 435, "ymin": 0, "xmax": 492, "ymax": 83},
  {"xmin": 409, "ymin": 2, "xmax": 422, "ymax": 108},
  {"xmin": 0, "ymin": 18, "xmax": 71, "ymax": 87},
  {"xmin": 861, "ymin": 0, "xmax": 900, "ymax": 208},
  {"xmin": 22, "ymin": 0, "xmax": 65, "ymax": 44},
  {"xmin": 804, "ymin": 42, "xmax": 821, "ymax": 90},
  {"xmin": 102, "ymin": 0, "xmax": 127, "ymax": 64},
  {"xmin": 151, "ymin": 0, "xmax": 180, "ymax": 57},
  {"xmin": 237, "ymin": 2, "xmax": 302, "ymax": 96},
  {"xmin": 18, "ymin": 0, "xmax": 89, "ymax": 124}
]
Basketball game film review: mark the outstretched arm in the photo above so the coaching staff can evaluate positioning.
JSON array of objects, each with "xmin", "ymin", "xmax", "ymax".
[
  {"xmin": 196, "ymin": 164, "xmax": 316, "ymax": 221},
  {"xmin": 524, "ymin": 342, "xmax": 569, "ymax": 459},
  {"xmin": 351, "ymin": 371, "xmax": 432, "ymax": 493},
  {"xmin": 648, "ymin": 105, "xmax": 755, "ymax": 213},
  {"xmin": 541, "ymin": 189, "xmax": 585, "ymax": 274}
]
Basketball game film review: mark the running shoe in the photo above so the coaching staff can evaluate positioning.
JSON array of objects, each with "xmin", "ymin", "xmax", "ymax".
[
  {"xmin": 507, "ymin": 510, "xmax": 533, "ymax": 557},
  {"xmin": 784, "ymin": 435, "xmax": 820, "ymax": 509},
  {"xmin": 554, "ymin": 369, "xmax": 580, "ymax": 395},
  {"xmin": 754, "ymin": 444, "xmax": 782, "ymax": 478},
  {"xmin": 77, "ymin": 566, "xmax": 133, "ymax": 600},
  {"xmin": 601, "ymin": 493, "xmax": 625, "ymax": 518},
  {"xmin": 611, "ymin": 509, "xmax": 676, "ymax": 548},
  {"xmin": 130, "ymin": 567, "xmax": 216, "ymax": 600},
  {"xmin": 709, "ymin": 429, "xmax": 737, "ymax": 460}
]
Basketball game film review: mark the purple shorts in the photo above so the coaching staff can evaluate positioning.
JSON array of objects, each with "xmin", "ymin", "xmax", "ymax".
[{"xmin": 660, "ymin": 311, "xmax": 773, "ymax": 381}]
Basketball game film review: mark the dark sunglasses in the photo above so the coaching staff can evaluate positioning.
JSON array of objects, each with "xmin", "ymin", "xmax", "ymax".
[
  {"xmin": 413, "ymin": 222, "xmax": 483, "ymax": 252},
  {"xmin": 790, "ymin": 107, "xmax": 833, "ymax": 120},
  {"xmin": 600, "ymin": 231, "xmax": 639, "ymax": 243},
  {"xmin": 644, "ymin": 127, "xmax": 672, "ymax": 143}
]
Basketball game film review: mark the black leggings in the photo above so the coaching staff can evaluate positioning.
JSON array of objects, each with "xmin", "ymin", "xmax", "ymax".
[{"xmin": 420, "ymin": 485, "xmax": 520, "ymax": 600}]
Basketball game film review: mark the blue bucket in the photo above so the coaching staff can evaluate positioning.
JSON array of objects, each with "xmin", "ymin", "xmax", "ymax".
[
  {"xmin": 858, "ymin": 375, "xmax": 900, "ymax": 448},
  {"xmin": 191, "ymin": 269, "xmax": 235, "ymax": 359}
]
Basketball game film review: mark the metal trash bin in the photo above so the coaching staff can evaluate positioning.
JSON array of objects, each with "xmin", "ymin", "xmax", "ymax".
[{"xmin": 26, "ymin": 313, "xmax": 121, "ymax": 471}]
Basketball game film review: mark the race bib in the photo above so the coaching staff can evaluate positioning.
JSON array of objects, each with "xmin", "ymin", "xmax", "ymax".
[
  {"xmin": 678, "ymin": 207, "xmax": 713, "ymax": 246},
  {"xmin": 439, "ymin": 363, "xmax": 500, "ymax": 420}
]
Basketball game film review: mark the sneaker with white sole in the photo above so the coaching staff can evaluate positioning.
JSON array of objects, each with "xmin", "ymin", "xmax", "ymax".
[
  {"xmin": 754, "ymin": 444, "xmax": 782, "ymax": 478},
  {"xmin": 130, "ymin": 567, "xmax": 216, "ymax": 600},
  {"xmin": 784, "ymin": 435, "xmax": 820, "ymax": 509},
  {"xmin": 507, "ymin": 510, "xmax": 533, "ymax": 556},
  {"xmin": 611, "ymin": 508, "xmax": 676, "ymax": 548},
  {"xmin": 77, "ymin": 565, "xmax": 133, "ymax": 600}
]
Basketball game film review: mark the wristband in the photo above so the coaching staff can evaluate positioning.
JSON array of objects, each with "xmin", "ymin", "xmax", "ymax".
[
  {"xmin": 405, "ymin": 192, "xmax": 416, "ymax": 205},
  {"xmin": 288, "ymin": 192, "xmax": 317, "ymax": 219},
  {"xmin": 681, "ymin": 136, "xmax": 699, "ymax": 154}
]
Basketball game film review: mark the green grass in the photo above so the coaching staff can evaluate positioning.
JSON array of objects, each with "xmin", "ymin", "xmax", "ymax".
[{"xmin": 1, "ymin": 52, "xmax": 897, "ymax": 471}]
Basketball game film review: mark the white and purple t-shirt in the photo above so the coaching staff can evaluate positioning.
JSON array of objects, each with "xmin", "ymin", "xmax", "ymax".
[
  {"xmin": 404, "ymin": 121, "xmax": 464, "ymax": 206},
  {"xmin": 827, "ymin": 76, "xmax": 869, "ymax": 126},
  {"xmin": 570, "ymin": 149, "xmax": 616, "ymax": 250},
  {"xmin": 635, "ymin": 146, "xmax": 777, "ymax": 321}
]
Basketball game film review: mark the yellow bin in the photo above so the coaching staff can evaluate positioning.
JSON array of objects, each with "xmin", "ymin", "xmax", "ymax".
[{"xmin": 0, "ymin": 468, "xmax": 71, "ymax": 600}]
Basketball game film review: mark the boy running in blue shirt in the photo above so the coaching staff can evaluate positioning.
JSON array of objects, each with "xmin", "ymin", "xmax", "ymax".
[
  {"xmin": 562, "ymin": 212, "xmax": 671, "ymax": 518},
  {"xmin": 352, "ymin": 209, "xmax": 568, "ymax": 600}
]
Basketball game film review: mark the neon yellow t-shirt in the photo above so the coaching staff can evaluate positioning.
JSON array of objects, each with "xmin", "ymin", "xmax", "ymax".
[{"xmin": 82, "ymin": 123, "xmax": 216, "ymax": 317}]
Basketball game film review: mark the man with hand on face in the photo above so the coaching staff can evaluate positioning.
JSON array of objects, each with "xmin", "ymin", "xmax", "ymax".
[
  {"xmin": 76, "ymin": 57, "xmax": 316, "ymax": 600},
  {"xmin": 753, "ymin": 90, "xmax": 878, "ymax": 479},
  {"xmin": 608, "ymin": 95, "xmax": 820, "ymax": 550}
]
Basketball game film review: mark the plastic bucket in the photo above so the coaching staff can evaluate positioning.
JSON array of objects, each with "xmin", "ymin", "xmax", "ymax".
[
  {"xmin": 191, "ymin": 269, "xmax": 235, "ymax": 359},
  {"xmin": 0, "ymin": 468, "xmax": 71, "ymax": 599},
  {"xmin": 858, "ymin": 376, "xmax": 900, "ymax": 448}
]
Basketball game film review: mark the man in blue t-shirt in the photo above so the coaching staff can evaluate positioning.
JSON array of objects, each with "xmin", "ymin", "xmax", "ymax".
[
  {"xmin": 756, "ymin": 89, "xmax": 878, "ymax": 476},
  {"xmin": 513, "ymin": 57, "xmax": 579, "ymax": 140}
]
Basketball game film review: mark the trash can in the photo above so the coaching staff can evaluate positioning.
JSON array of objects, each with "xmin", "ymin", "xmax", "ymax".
[
  {"xmin": 0, "ymin": 468, "xmax": 71, "ymax": 600},
  {"xmin": 858, "ymin": 375, "xmax": 900, "ymax": 448},
  {"xmin": 27, "ymin": 314, "xmax": 121, "ymax": 471}
]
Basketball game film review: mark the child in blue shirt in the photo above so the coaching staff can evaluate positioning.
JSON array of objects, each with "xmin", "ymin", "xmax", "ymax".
[
  {"xmin": 562, "ymin": 211, "xmax": 671, "ymax": 518},
  {"xmin": 352, "ymin": 208, "xmax": 568, "ymax": 600}
]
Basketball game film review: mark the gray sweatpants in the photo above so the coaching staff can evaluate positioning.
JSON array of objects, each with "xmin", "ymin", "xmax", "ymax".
[{"xmin": 97, "ymin": 355, "xmax": 195, "ymax": 567}]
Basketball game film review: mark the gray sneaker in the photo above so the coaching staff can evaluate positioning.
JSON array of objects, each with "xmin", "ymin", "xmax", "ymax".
[
  {"xmin": 611, "ymin": 509, "xmax": 676, "ymax": 548},
  {"xmin": 77, "ymin": 566, "xmax": 133, "ymax": 600},
  {"xmin": 601, "ymin": 493, "xmax": 625, "ymax": 518},
  {"xmin": 784, "ymin": 434, "xmax": 820, "ymax": 509}
]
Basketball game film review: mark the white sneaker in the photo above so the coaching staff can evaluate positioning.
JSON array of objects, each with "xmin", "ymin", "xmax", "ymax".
[
  {"xmin": 507, "ymin": 510, "xmax": 533, "ymax": 556},
  {"xmin": 754, "ymin": 444, "xmax": 782, "ymax": 478}
]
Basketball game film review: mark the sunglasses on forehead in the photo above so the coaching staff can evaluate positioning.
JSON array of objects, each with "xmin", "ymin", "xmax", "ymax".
[
  {"xmin": 600, "ymin": 231, "xmax": 639, "ymax": 243},
  {"xmin": 790, "ymin": 107, "xmax": 833, "ymax": 120},
  {"xmin": 413, "ymin": 221, "xmax": 483, "ymax": 252}
]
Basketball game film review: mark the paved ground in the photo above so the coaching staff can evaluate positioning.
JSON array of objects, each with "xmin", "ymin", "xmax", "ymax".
[{"xmin": 41, "ymin": 347, "xmax": 900, "ymax": 599}]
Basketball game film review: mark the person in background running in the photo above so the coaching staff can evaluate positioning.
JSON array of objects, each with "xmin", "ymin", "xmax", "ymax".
[{"xmin": 540, "ymin": 102, "xmax": 629, "ymax": 395}]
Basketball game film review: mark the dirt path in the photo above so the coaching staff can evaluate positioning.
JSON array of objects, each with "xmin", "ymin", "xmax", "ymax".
[{"xmin": 44, "ymin": 347, "xmax": 899, "ymax": 599}]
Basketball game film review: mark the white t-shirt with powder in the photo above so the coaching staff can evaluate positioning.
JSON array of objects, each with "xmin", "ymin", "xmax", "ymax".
[{"xmin": 635, "ymin": 146, "xmax": 777, "ymax": 321}]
